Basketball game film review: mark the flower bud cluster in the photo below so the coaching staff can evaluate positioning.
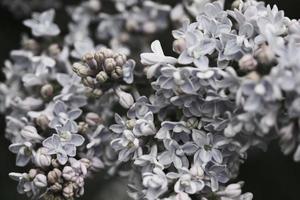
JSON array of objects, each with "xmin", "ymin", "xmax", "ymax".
[{"xmin": 72, "ymin": 49, "xmax": 135, "ymax": 97}]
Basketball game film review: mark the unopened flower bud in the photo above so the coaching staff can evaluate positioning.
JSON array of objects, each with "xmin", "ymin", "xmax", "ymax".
[
  {"xmin": 143, "ymin": 21, "xmax": 156, "ymax": 34},
  {"xmin": 104, "ymin": 58, "xmax": 116, "ymax": 72},
  {"xmin": 85, "ymin": 87, "xmax": 94, "ymax": 94},
  {"xmin": 82, "ymin": 52, "xmax": 94, "ymax": 62},
  {"xmin": 173, "ymin": 38, "xmax": 186, "ymax": 54},
  {"xmin": 48, "ymin": 44, "xmax": 61, "ymax": 57},
  {"xmin": 82, "ymin": 76, "xmax": 96, "ymax": 88},
  {"xmin": 40, "ymin": 84, "xmax": 54, "ymax": 98},
  {"xmin": 21, "ymin": 126, "xmax": 43, "ymax": 141},
  {"xmin": 111, "ymin": 66, "xmax": 123, "ymax": 79},
  {"xmin": 80, "ymin": 158, "xmax": 91, "ymax": 169},
  {"xmin": 126, "ymin": 20, "xmax": 139, "ymax": 32},
  {"xmin": 72, "ymin": 63, "xmax": 92, "ymax": 77},
  {"xmin": 190, "ymin": 164, "xmax": 204, "ymax": 178},
  {"xmin": 50, "ymin": 182, "xmax": 62, "ymax": 192},
  {"xmin": 96, "ymin": 71, "xmax": 108, "ymax": 83},
  {"xmin": 52, "ymin": 159, "xmax": 60, "ymax": 168},
  {"xmin": 22, "ymin": 38, "xmax": 39, "ymax": 52},
  {"xmin": 114, "ymin": 54, "xmax": 127, "ymax": 66},
  {"xmin": 63, "ymin": 184, "xmax": 74, "ymax": 199},
  {"xmin": 126, "ymin": 119, "xmax": 136, "ymax": 129},
  {"xmin": 34, "ymin": 147, "xmax": 51, "ymax": 167},
  {"xmin": 92, "ymin": 89, "xmax": 103, "ymax": 97},
  {"xmin": 82, "ymin": 52, "xmax": 97, "ymax": 69},
  {"xmin": 255, "ymin": 43, "xmax": 275, "ymax": 65},
  {"xmin": 232, "ymin": 0, "xmax": 242, "ymax": 9},
  {"xmin": 85, "ymin": 112, "xmax": 101, "ymax": 126},
  {"xmin": 94, "ymin": 52, "xmax": 104, "ymax": 64},
  {"xmin": 75, "ymin": 176, "xmax": 85, "ymax": 188},
  {"xmin": 36, "ymin": 114, "xmax": 49, "ymax": 130},
  {"xmin": 239, "ymin": 54, "xmax": 257, "ymax": 71},
  {"xmin": 102, "ymin": 48, "xmax": 114, "ymax": 58},
  {"xmin": 115, "ymin": 89, "xmax": 134, "ymax": 109},
  {"xmin": 48, "ymin": 168, "xmax": 62, "ymax": 184},
  {"xmin": 86, "ymin": 0, "xmax": 101, "ymax": 11},
  {"xmin": 62, "ymin": 166, "xmax": 75, "ymax": 181},
  {"xmin": 115, "ymin": 66, "xmax": 123, "ymax": 76},
  {"xmin": 119, "ymin": 33, "xmax": 130, "ymax": 43},
  {"xmin": 29, "ymin": 169, "xmax": 38, "ymax": 179},
  {"xmin": 186, "ymin": 117, "xmax": 199, "ymax": 129},
  {"xmin": 33, "ymin": 174, "xmax": 47, "ymax": 188},
  {"xmin": 78, "ymin": 122, "xmax": 89, "ymax": 134}
]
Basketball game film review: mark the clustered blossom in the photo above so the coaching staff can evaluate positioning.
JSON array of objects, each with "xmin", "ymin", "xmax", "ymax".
[
  {"xmin": 1, "ymin": 0, "xmax": 300, "ymax": 200},
  {"xmin": 23, "ymin": 9, "xmax": 60, "ymax": 37},
  {"xmin": 0, "ymin": 6, "xmax": 131, "ymax": 199},
  {"xmin": 72, "ymin": 49, "xmax": 136, "ymax": 98}
]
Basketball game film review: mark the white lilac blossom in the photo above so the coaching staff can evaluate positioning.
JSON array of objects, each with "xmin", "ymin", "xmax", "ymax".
[
  {"xmin": 49, "ymin": 100, "xmax": 82, "ymax": 131},
  {"xmin": 141, "ymin": 40, "xmax": 177, "ymax": 79},
  {"xmin": 142, "ymin": 167, "xmax": 168, "ymax": 200},
  {"xmin": 9, "ymin": 142, "xmax": 34, "ymax": 167},
  {"xmin": 23, "ymin": 9, "xmax": 60, "ymax": 37},
  {"xmin": 9, "ymin": 170, "xmax": 46, "ymax": 198},
  {"xmin": 158, "ymin": 139, "xmax": 189, "ymax": 169},
  {"xmin": 167, "ymin": 167, "xmax": 205, "ymax": 194},
  {"xmin": 42, "ymin": 129, "xmax": 84, "ymax": 165},
  {"xmin": 2, "ymin": 0, "xmax": 300, "ymax": 200}
]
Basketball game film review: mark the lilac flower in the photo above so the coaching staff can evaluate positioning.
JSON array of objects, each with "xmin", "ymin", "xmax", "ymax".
[
  {"xmin": 9, "ymin": 172, "xmax": 41, "ymax": 197},
  {"xmin": 220, "ymin": 23, "xmax": 254, "ymax": 61},
  {"xmin": 167, "ymin": 168, "xmax": 205, "ymax": 195},
  {"xmin": 49, "ymin": 101, "xmax": 82, "ymax": 131},
  {"xmin": 177, "ymin": 31, "xmax": 210, "ymax": 70},
  {"xmin": 142, "ymin": 167, "xmax": 168, "ymax": 200},
  {"xmin": 156, "ymin": 121, "xmax": 191, "ymax": 141},
  {"xmin": 158, "ymin": 139, "xmax": 189, "ymax": 169},
  {"xmin": 206, "ymin": 164, "xmax": 230, "ymax": 192},
  {"xmin": 237, "ymin": 78, "xmax": 282, "ymax": 113},
  {"xmin": 9, "ymin": 142, "xmax": 34, "ymax": 167},
  {"xmin": 133, "ymin": 112, "xmax": 156, "ymax": 137},
  {"xmin": 141, "ymin": 40, "xmax": 177, "ymax": 78},
  {"xmin": 110, "ymin": 113, "xmax": 127, "ymax": 134},
  {"xmin": 153, "ymin": 66, "xmax": 200, "ymax": 94},
  {"xmin": 134, "ymin": 145, "xmax": 163, "ymax": 172},
  {"xmin": 190, "ymin": 130, "xmax": 227, "ymax": 164},
  {"xmin": 111, "ymin": 130, "xmax": 140, "ymax": 162},
  {"xmin": 42, "ymin": 123, "xmax": 85, "ymax": 165},
  {"xmin": 54, "ymin": 73, "xmax": 87, "ymax": 108},
  {"xmin": 23, "ymin": 9, "xmax": 60, "ymax": 37},
  {"xmin": 127, "ymin": 96, "xmax": 158, "ymax": 119}
]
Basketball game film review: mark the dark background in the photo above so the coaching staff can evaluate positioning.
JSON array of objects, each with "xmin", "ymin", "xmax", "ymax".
[{"xmin": 0, "ymin": 0, "xmax": 299, "ymax": 199}]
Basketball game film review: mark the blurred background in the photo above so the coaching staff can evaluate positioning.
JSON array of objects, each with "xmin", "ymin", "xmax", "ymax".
[{"xmin": 0, "ymin": 0, "xmax": 299, "ymax": 199}]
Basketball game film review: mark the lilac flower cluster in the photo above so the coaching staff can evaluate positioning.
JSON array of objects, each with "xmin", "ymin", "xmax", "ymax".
[{"xmin": 1, "ymin": 0, "xmax": 300, "ymax": 199}]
